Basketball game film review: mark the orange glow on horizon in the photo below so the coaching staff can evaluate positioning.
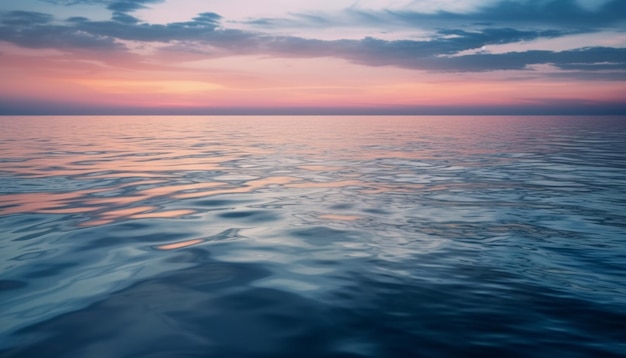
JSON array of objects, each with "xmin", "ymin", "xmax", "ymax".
[
  {"xmin": 75, "ymin": 79, "xmax": 223, "ymax": 94},
  {"xmin": 1, "ymin": 44, "xmax": 624, "ymax": 112}
]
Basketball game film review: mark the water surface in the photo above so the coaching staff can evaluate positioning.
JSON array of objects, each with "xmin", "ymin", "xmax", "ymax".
[{"xmin": 1, "ymin": 116, "xmax": 625, "ymax": 357}]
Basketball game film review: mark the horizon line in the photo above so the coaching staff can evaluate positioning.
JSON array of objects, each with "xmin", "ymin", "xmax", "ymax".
[{"xmin": 2, "ymin": 107, "xmax": 626, "ymax": 116}]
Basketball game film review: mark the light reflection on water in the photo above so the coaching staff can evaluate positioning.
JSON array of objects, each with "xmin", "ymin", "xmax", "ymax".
[{"xmin": 1, "ymin": 116, "xmax": 626, "ymax": 357}]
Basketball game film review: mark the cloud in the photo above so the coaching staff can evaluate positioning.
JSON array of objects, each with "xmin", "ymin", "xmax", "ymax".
[
  {"xmin": 105, "ymin": 0, "xmax": 164, "ymax": 24},
  {"xmin": 66, "ymin": 16, "xmax": 90, "ymax": 23},
  {"xmin": 73, "ymin": 14, "xmax": 224, "ymax": 42},
  {"xmin": 0, "ymin": 11, "xmax": 123, "ymax": 50},
  {"xmin": 281, "ymin": 39, "xmax": 626, "ymax": 74},
  {"xmin": 111, "ymin": 12, "xmax": 140, "ymax": 24},
  {"xmin": 194, "ymin": 12, "xmax": 222, "ymax": 24},
  {"xmin": 107, "ymin": 0, "xmax": 162, "ymax": 13},
  {"xmin": 420, "ymin": 47, "xmax": 626, "ymax": 72},
  {"xmin": 244, "ymin": 0, "xmax": 626, "ymax": 31},
  {"xmin": 0, "ymin": 2, "xmax": 624, "ymax": 78},
  {"xmin": 0, "ymin": 11, "xmax": 53, "ymax": 26},
  {"xmin": 0, "ymin": 8, "xmax": 224, "ymax": 49},
  {"xmin": 466, "ymin": 0, "xmax": 626, "ymax": 26},
  {"xmin": 248, "ymin": 29, "xmax": 614, "ymax": 71}
]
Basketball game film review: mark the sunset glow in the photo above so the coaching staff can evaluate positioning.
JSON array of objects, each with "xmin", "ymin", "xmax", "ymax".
[{"xmin": 1, "ymin": 0, "xmax": 625, "ymax": 114}]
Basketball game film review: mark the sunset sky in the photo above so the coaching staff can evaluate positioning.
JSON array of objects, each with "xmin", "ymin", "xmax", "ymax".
[{"xmin": 1, "ymin": 0, "xmax": 625, "ymax": 114}]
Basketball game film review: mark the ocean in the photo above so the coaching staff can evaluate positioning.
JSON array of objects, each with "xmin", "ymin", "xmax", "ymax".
[{"xmin": 1, "ymin": 115, "xmax": 625, "ymax": 357}]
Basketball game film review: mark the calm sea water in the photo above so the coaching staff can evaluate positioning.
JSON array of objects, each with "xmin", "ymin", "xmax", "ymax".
[{"xmin": 1, "ymin": 116, "xmax": 625, "ymax": 357}]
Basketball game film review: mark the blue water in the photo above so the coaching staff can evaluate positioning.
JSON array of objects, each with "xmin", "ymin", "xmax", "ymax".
[{"xmin": 1, "ymin": 116, "xmax": 625, "ymax": 357}]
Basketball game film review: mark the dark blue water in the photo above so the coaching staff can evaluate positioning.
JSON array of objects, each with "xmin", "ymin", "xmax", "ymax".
[{"xmin": 1, "ymin": 116, "xmax": 625, "ymax": 357}]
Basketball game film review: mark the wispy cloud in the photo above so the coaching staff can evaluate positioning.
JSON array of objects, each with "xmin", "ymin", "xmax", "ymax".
[
  {"xmin": 0, "ymin": 10, "xmax": 123, "ymax": 50},
  {"xmin": 1, "ymin": 5, "xmax": 624, "ymax": 77},
  {"xmin": 244, "ymin": 0, "xmax": 626, "ymax": 30},
  {"xmin": 0, "ymin": 0, "xmax": 624, "ymax": 113}
]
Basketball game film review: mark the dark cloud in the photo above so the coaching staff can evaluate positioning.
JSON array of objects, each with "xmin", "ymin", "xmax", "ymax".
[
  {"xmin": 66, "ymin": 16, "xmax": 90, "ymax": 23},
  {"xmin": 193, "ymin": 12, "xmax": 222, "ymax": 24},
  {"xmin": 289, "ymin": 36, "xmax": 624, "ymax": 74},
  {"xmin": 40, "ymin": 0, "xmax": 164, "ymax": 25},
  {"xmin": 247, "ymin": 33, "xmax": 626, "ymax": 77},
  {"xmin": 1, "ymin": 11, "xmax": 53, "ymax": 26},
  {"xmin": 549, "ymin": 47, "xmax": 626, "ymax": 69},
  {"xmin": 0, "ymin": 3, "xmax": 624, "ymax": 80},
  {"xmin": 0, "ymin": 11, "xmax": 123, "ymax": 50},
  {"xmin": 247, "ymin": 0, "xmax": 626, "ymax": 32},
  {"xmin": 244, "ymin": 18, "xmax": 275, "ymax": 26},
  {"xmin": 105, "ymin": 0, "xmax": 163, "ymax": 24},
  {"xmin": 424, "ymin": 47, "xmax": 626, "ymax": 72},
  {"xmin": 107, "ymin": 0, "xmax": 160, "ymax": 13},
  {"xmin": 74, "ymin": 18, "xmax": 224, "ymax": 42},
  {"xmin": 0, "ymin": 7, "xmax": 223, "ymax": 49},
  {"xmin": 111, "ymin": 12, "xmax": 140, "ymax": 24},
  {"xmin": 379, "ymin": 0, "xmax": 626, "ymax": 29},
  {"xmin": 305, "ymin": 41, "xmax": 626, "ymax": 74},
  {"xmin": 2, "ymin": 26, "xmax": 122, "ymax": 50},
  {"xmin": 250, "ymin": 27, "xmax": 571, "ymax": 65},
  {"xmin": 468, "ymin": 0, "xmax": 626, "ymax": 26},
  {"xmin": 421, "ymin": 28, "xmax": 566, "ymax": 56}
]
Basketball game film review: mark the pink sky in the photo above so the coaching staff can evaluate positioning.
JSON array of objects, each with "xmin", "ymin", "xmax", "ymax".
[{"xmin": 1, "ymin": 0, "xmax": 625, "ymax": 114}]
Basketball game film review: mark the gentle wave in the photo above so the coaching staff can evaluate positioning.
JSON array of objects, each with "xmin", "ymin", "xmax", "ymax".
[{"xmin": 1, "ymin": 116, "xmax": 626, "ymax": 357}]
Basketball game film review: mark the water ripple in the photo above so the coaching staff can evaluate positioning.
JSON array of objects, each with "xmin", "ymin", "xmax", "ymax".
[{"xmin": 1, "ymin": 116, "xmax": 626, "ymax": 356}]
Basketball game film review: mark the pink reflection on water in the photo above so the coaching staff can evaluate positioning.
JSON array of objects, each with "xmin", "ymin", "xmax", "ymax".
[
  {"xmin": 155, "ymin": 239, "xmax": 204, "ymax": 250},
  {"xmin": 137, "ymin": 182, "xmax": 225, "ymax": 197},
  {"xmin": 0, "ymin": 116, "xmax": 534, "ymax": 229},
  {"xmin": 131, "ymin": 209, "xmax": 195, "ymax": 219},
  {"xmin": 0, "ymin": 116, "xmax": 276, "ymax": 178}
]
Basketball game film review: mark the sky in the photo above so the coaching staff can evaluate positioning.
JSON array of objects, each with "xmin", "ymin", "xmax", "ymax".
[{"xmin": 0, "ymin": 0, "xmax": 625, "ymax": 114}]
